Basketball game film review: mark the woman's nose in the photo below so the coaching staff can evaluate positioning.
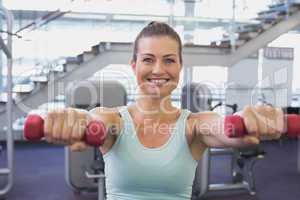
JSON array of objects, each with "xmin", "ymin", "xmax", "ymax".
[{"xmin": 152, "ymin": 61, "xmax": 165, "ymax": 74}]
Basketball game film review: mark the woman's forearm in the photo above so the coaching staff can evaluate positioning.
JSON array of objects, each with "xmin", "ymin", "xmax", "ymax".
[{"xmin": 195, "ymin": 112, "xmax": 258, "ymax": 148}]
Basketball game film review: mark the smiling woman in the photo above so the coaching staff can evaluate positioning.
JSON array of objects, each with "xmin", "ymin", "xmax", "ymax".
[{"xmin": 24, "ymin": 21, "xmax": 288, "ymax": 200}]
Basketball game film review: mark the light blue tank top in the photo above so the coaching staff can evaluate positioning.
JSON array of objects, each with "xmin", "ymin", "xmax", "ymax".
[{"xmin": 103, "ymin": 106, "xmax": 198, "ymax": 200}]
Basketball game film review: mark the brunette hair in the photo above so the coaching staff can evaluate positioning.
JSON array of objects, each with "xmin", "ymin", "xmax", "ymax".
[{"xmin": 132, "ymin": 21, "xmax": 182, "ymax": 64}]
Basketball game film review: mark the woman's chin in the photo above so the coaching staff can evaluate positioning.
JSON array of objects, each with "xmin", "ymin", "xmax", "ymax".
[{"xmin": 139, "ymin": 89, "xmax": 171, "ymax": 99}]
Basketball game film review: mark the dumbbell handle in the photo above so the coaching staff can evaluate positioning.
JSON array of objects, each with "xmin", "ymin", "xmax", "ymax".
[
  {"xmin": 225, "ymin": 114, "xmax": 300, "ymax": 138},
  {"xmin": 24, "ymin": 114, "xmax": 107, "ymax": 146}
]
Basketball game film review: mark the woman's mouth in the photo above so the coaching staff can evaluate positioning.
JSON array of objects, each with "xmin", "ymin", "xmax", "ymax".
[{"xmin": 146, "ymin": 78, "xmax": 170, "ymax": 86}]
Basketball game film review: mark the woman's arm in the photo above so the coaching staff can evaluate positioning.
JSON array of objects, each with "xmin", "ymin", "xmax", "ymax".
[
  {"xmin": 88, "ymin": 107, "xmax": 122, "ymax": 153},
  {"xmin": 69, "ymin": 107, "xmax": 122, "ymax": 152},
  {"xmin": 192, "ymin": 105, "xmax": 283, "ymax": 148},
  {"xmin": 191, "ymin": 111, "xmax": 252, "ymax": 148}
]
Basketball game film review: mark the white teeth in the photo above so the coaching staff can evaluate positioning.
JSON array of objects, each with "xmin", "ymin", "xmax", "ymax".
[
  {"xmin": 150, "ymin": 79, "xmax": 167, "ymax": 84},
  {"xmin": 147, "ymin": 79, "xmax": 169, "ymax": 86}
]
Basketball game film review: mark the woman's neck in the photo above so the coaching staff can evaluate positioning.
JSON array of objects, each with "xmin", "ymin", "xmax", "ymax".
[{"xmin": 134, "ymin": 95, "xmax": 178, "ymax": 118}]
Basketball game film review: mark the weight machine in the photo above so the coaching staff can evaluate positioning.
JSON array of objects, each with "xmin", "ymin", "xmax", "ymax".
[{"xmin": 181, "ymin": 83, "xmax": 265, "ymax": 199}]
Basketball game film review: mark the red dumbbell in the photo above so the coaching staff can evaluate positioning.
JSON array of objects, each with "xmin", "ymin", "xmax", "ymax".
[
  {"xmin": 225, "ymin": 114, "xmax": 300, "ymax": 138},
  {"xmin": 24, "ymin": 114, "xmax": 107, "ymax": 146}
]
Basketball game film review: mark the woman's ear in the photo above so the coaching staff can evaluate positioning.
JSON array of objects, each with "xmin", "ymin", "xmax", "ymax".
[{"xmin": 131, "ymin": 60, "xmax": 137, "ymax": 74}]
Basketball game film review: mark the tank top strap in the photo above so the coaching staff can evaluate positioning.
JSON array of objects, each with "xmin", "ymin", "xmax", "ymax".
[
  {"xmin": 117, "ymin": 106, "xmax": 135, "ymax": 134},
  {"xmin": 176, "ymin": 109, "xmax": 191, "ymax": 139},
  {"xmin": 179, "ymin": 109, "xmax": 191, "ymax": 122},
  {"xmin": 117, "ymin": 106, "xmax": 130, "ymax": 120}
]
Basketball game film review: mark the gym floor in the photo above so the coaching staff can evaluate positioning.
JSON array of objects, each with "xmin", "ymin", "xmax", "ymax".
[{"xmin": 0, "ymin": 139, "xmax": 299, "ymax": 200}]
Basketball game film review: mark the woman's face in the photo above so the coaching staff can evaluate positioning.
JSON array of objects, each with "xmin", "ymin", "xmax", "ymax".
[{"xmin": 132, "ymin": 36, "xmax": 182, "ymax": 98}]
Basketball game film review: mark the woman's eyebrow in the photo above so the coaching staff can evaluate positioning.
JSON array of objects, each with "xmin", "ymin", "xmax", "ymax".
[
  {"xmin": 140, "ymin": 53, "xmax": 154, "ymax": 57},
  {"xmin": 140, "ymin": 53, "xmax": 176, "ymax": 57},
  {"xmin": 163, "ymin": 54, "xmax": 177, "ymax": 57}
]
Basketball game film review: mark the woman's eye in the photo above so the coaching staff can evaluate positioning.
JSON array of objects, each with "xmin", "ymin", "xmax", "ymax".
[
  {"xmin": 165, "ymin": 58, "xmax": 175, "ymax": 64},
  {"xmin": 143, "ymin": 58, "xmax": 153, "ymax": 63}
]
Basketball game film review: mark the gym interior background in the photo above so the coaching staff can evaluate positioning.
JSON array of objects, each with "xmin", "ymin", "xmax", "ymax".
[{"xmin": 0, "ymin": 0, "xmax": 300, "ymax": 199}]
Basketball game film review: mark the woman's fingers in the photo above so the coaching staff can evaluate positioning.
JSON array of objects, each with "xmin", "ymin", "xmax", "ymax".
[
  {"xmin": 247, "ymin": 105, "xmax": 284, "ymax": 140},
  {"xmin": 242, "ymin": 135, "xmax": 260, "ymax": 145},
  {"xmin": 52, "ymin": 110, "xmax": 64, "ymax": 141},
  {"xmin": 69, "ymin": 141, "xmax": 88, "ymax": 151},
  {"xmin": 242, "ymin": 105, "xmax": 258, "ymax": 137},
  {"xmin": 44, "ymin": 112, "xmax": 54, "ymax": 143},
  {"xmin": 62, "ymin": 108, "xmax": 76, "ymax": 143},
  {"xmin": 43, "ymin": 108, "xmax": 88, "ymax": 149}
]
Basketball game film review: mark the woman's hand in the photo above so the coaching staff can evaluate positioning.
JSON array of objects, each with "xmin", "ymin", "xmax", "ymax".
[
  {"xmin": 240, "ymin": 105, "xmax": 284, "ymax": 145},
  {"xmin": 44, "ymin": 108, "xmax": 90, "ymax": 151}
]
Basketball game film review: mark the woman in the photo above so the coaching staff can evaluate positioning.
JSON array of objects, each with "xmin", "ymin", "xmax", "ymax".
[{"xmin": 44, "ymin": 22, "xmax": 283, "ymax": 200}]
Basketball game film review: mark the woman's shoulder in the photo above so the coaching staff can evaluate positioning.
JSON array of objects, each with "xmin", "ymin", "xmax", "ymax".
[
  {"xmin": 186, "ymin": 111, "xmax": 220, "ymax": 128},
  {"xmin": 89, "ymin": 106, "xmax": 122, "ymax": 124},
  {"xmin": 187, "ymin": 110, "xmax": 218, "ymax": 119},
  {"xmin": 90, "ymin": 107, "xmax": 124, "ymax": 151}
]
